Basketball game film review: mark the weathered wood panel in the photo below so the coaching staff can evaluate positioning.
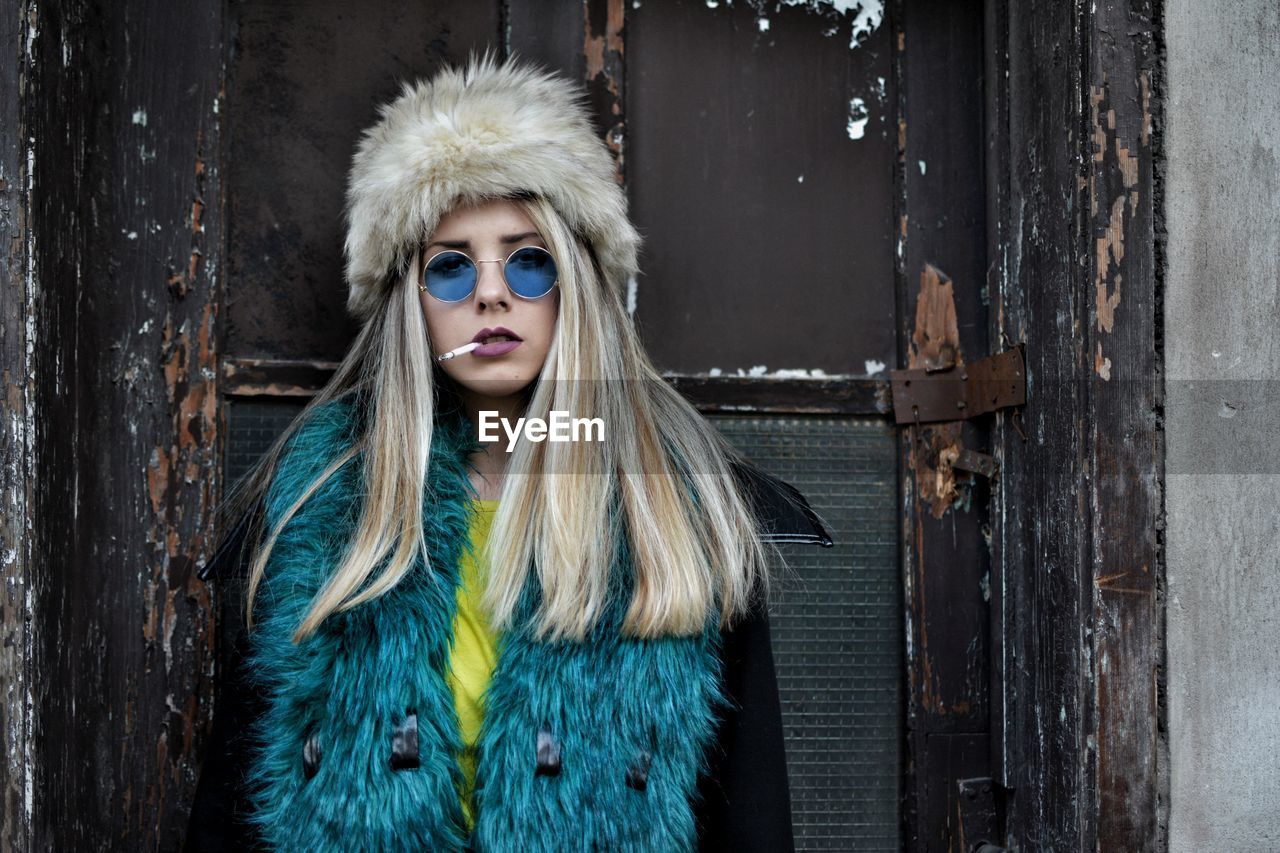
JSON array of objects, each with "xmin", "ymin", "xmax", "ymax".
[
  {"xmin": 15, "ymin": 0, "xmax": 226, "ymax": 848},
  {"xmin": 896, "ymin": 1, "xmax": 995, "ymax": 848},
  {"xmin": 225, "ymin": 0, "xmax": 499, "ymax": 363},
  {"xmin": 999, "ymin": 0, "xmax": 1094, "ymax": 845},
  {"xmin": 994, "ymin": 0, "xmax": 1161, "ymax": 848},
  {"xmin": 0, "ymin": 2, "xmax": 35, "ymax": 847},
  {"xmin": 505, "ymin": 1, "xmax": 587, "ymax": 83},
  {"xmin": 627, "ymin": 0, "xmax": 897, "ymax": 377},
  {"xmin": 1085, "ymin": 1, "xmax": 1159, "ymax": 847}
]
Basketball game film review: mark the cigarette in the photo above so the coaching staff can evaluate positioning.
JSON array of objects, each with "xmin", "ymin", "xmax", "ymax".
[{"xmin": 436, "ymin": 341, "xmax": 481, "ymax": 361}]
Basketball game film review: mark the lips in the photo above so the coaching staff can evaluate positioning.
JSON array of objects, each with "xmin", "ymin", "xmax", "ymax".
[{"xmin": 471, "ymin": 326, "xmax": 523, "ymax": 345}]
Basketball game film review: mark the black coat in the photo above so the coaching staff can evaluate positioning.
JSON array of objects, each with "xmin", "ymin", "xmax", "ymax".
[{"xmin": 185, "ymin": 462, "xmax": 832, "ymax": 852}]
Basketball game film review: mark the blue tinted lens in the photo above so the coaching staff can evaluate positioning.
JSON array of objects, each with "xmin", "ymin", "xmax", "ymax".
[
  {"xmin": 424, "ymin": 251, "xmax": 477, "ymax": 301},
  {"xmin": 505, "ymin": 247, "xmax": 558, "ymax": 298}
]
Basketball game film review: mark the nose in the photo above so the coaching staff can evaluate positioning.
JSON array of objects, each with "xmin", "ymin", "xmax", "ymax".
[{"xmin": 473, "ymin": 258, "xmax": 510, "ymax": 310}]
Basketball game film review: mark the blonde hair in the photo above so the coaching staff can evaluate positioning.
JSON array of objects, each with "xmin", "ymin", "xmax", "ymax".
[{"xmin": 223, "ymin": 194, "xmax": 772, "ymax": 644}]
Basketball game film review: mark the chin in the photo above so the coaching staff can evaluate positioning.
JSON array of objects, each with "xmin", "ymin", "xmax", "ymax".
[{"xmin": 456, "ymin": 374, "xmax": 536, "ymax": 398}]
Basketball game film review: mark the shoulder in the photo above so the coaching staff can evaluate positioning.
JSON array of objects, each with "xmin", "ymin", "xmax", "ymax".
[{"xmin": 729, "ymin": 459, "xmax": 833, "ymax": 548}]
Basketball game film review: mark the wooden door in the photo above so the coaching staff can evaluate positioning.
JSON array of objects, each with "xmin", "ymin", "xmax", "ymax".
[
  {"xmin": 2, "ymin": 1, "xmax": 1038, "ymax": 849},
  {"xmin": 216, "ymin": 2, "xmax": 1000, "ymax": 848}
]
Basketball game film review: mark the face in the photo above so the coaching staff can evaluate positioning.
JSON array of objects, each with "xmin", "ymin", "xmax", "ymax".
[{"xmin": 420, "ymin": 197, "xmax": 561, "ymax": 402}]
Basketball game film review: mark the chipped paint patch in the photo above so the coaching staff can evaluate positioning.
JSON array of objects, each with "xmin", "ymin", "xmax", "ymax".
[
  {"xmin": 847, "ymin": 97, "xmax": 869, "ymax": 139},
  {"xmin": 768, "ymin": 367, "xmax": 830, "ymax": 378},
  {"xmin": 864, "ymin": 358, "xmax": 886, "ymax": 374},
  {"xmin": 907, "ymin": 264, "xmax": 967, "ymax": 518},
  {"xmin": 1088, "ymin": 76, "xmax": 1148, "ymax": 384},
  {"xmin": 1095, "ymin": 196, "xmax": 1124, "ymax": 334},
  {"xmin": 1139, "ymin": 70, "xmax": 1151, "ymax": 146},
  {"xmin": 757, "ymin": 16, "xmax": 770, "ymax": 31},
  {"xmin": 775, "ymin": 0, "xmax": 884, "ymax": 46},
  {"xmin": 583, "ymin": 1, "xmax": 627, "ymax": 173},
  {"xmin": 847, "ymin": 1, "xmax": 883, "ymax": 44},
  {"xmin": 909, "ymin": 264, "xmax": 961, "ymax": 372},
  {"xmin": 132, "ymin": 109, "xmax": 147, "ymax": 126},
  {"xmin": 705, "ymin": 366, "xmax": 838, "ymax": 379},
  {"xmin": 918, "ymin": 160, "xmax": 926, "ymax": 175},
  {"xmin": 1095, "ymin": 341, "xmax": 1112, "ymax": 381}
]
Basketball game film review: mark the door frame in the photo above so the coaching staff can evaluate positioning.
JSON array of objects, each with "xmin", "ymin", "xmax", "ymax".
[{"xmin": 0, "ymin": 0, "xmax": 1162, "ymax": 849}]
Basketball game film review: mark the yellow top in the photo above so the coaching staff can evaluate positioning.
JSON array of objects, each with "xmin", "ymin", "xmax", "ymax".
[{"xmin": 446, "ymin": 498, "xmax": 501, "ymax": 833}]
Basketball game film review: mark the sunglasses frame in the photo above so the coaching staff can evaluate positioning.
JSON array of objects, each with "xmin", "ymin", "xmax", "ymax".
[{"xmin": 417, "ymin": 245, "xmax": 560, "ymax": 303}]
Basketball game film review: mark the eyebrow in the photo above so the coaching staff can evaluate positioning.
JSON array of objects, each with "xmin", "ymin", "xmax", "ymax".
[{"xmin": 424, "ymin": 231, "xmax": 544, "ymax": 252}]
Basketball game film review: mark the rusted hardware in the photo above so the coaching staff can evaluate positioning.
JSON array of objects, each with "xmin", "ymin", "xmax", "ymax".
[
  {"xmin": 956, "ymin": 776, "xmax": 1002, "ymax": 853},
  {"xmin": 951, "ymin": 447, "xmax": 1000, "ymax": 479},
  {"xmin": 889, "ymin": 345, "xmax": 1026, "ymax": 425}
]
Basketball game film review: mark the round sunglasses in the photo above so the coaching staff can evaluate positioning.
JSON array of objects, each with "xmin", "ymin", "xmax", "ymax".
[{"xmin": 418, "ymin": 246, "xmax": 559, "ymax": 303}]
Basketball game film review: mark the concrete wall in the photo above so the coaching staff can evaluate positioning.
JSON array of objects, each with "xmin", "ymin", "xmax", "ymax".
[{"xmin": 1164, "ymin": 2, "xmax": 1280, "ymax": 849}]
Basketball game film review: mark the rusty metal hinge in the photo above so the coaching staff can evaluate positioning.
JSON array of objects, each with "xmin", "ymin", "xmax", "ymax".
[{"xmin": 888, "ymin": 344, "xmax": 1027, "ymax": 426}]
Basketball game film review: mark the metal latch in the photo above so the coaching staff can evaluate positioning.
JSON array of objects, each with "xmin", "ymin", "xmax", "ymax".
[
  {"xmin": 956, "ymin": 777, "xmax": 1004, "ymax": 853},
  {"xmin": 946, "ymin": 446, "xmax": 1001, "ymax": 479},
  {"xmin": 888, "ymin": 345, "xmax": 1026, "ymax": 426}
]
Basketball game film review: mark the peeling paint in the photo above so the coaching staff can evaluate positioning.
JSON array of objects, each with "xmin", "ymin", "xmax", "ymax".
[
  {"xmin": 767, "ymin": 367, "xmax": 830, "ymax": 378},
  {"xmin": 864, "ymin": 359, "xmax": 886, "ymax": 374},
  {"xmin": 1095, "ymin": 196, "xmax": 1124, "ymax": 334},
  {"xmin": 1139, "ymin": 70, "xmax": 1151, "ymax": 146},
  {"xmin": 776, "ymin": 0, "xmax": 884, "ymax": 46},
  {"xmin": 1089, "ymin": 76, "xmax": 1143, "ymax": 387},
  {"xmin": 1116, "ymin": 138, "xmax": 1138, "ymax": 188},
  {"xmin": 584, "ymin": 0, "xmax": 627, "ymax": 177},
  {"xmin": 705, "ymin": 366, "xmax": 837, "ymax": 379},
  {"xmin": 3, "ymin": 10, "xmax": 41, "ymax": 838},
  {"xmin": 846, "ymin": 97, "xmax": 869, "ymax": 139},
  {"xmin": 907, "ymin": 264, "xmax": 967, "ymax": 518},
  {"xmin": 1095, "ymin": 341, "xmax": 1112, "ymax": 381}
]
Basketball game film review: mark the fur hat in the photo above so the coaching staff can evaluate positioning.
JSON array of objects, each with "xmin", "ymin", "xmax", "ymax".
[{"xmin": 342, "ymin": 49, "xmax": 641, "ymax": 323}]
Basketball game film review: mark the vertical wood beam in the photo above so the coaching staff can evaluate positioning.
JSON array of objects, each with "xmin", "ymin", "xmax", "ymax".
[
  {"xmin": 994, "ymin": 0, "xmax": 1160, "ymax": 848},
  {"xmin": 10, "ymin": 1, "xmax": 226, "ymax": 847},
  {"xmin": 0, "ymin": 1, "xmax": 37, "ymax": 847},
  {"xmin": 1085, "ymin": 1, "xmax": 1159, "ymax": 847},
  {"xmin": 897, "ymin": 1, "xmax": 995, "ymax": 848}
]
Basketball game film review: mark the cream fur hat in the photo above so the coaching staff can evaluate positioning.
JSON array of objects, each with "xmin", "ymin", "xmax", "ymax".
[{"xmin": 342, "ymin": 49, "xmax": 642, "ymax": 324}]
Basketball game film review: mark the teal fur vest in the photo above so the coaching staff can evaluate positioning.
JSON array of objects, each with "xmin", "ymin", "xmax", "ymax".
[{"xmin": 242, "ymin": 395, "xmax": 731, "ymax": 851}]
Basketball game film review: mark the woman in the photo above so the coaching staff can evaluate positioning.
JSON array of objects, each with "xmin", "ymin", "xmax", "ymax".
[{"xmin": 186, "ymin": 50, "xmax": 831, "ymax": 852}]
